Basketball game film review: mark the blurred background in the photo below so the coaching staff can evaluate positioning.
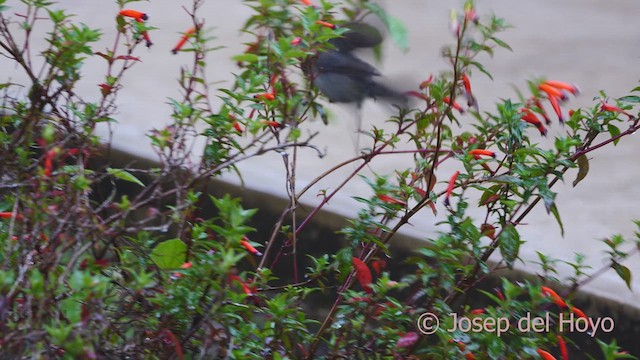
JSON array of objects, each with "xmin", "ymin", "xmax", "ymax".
[{"xmin": 4, "ymin": 0, "xmax": 640, "ymax": 308}]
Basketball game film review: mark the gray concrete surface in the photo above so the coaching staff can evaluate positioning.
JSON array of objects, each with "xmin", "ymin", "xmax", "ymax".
[{"xmin": 3, "ymin": 1, "xmax": 640, "ymax": 307}]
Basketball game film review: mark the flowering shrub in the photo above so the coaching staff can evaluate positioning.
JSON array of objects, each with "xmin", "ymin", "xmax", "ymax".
[{"xmin": 0, "ymin": 0, "xmax": 638, "ymax": 358}]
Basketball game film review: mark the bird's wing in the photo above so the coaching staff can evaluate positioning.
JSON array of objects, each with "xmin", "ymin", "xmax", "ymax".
[{"xmin": 315, "ymin": 51, "xmax": 380, "ymax": 77}]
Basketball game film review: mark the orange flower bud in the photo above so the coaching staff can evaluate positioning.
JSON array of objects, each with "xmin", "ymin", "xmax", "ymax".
[
  {"xmin": 533, "ymin": 98, "xmax": 552, "ymax": 125},
  {"xmin": 544, "ymin": 80, "xmax": 580, "ymax": 95},
  {"xmin": 520, "ymin": 108, "xmax": 547, "ymax": 136},
  {"xmin": 377, "ymin": 194, "xmax": 406, "ymax": 206},
  {"xmin": 547, "ymin": 94, "xmax": 564, "ymax": 124},
  {"xmin": 232, "ymin": 122, "xmax": 244, "ymax": 133},
  {"xmin": 0, "ymin": 212, "xmax": 23, "ymax": 221},
  {"xmin": 444, "ymin": 170, "xmax": 460, "ymax": 206},
  {"xmin": 536, "ymin": 349, "xmax": 557, "ymax": 360},
  {"xmin": 119, "ymin": 9, "xmax": 148, "ymax": 21},
  {"xmin": 315, "ymin": 20, "xmax": 336, "ymax": 29},
  {"xmin": 443, "ymin": 96, "xmax": 464, "ymax": 113},
  {"xmin": 601, "ymin": 102, "xmax": 633, "ymax": 119},
  {"xmin": 541, "ymin": 286, "xmax": 567, "ymax": 308},
  {"xmin": 240, "ymin": 238, "xmax": 262, "ymax": 256},
  {"xmin": 539, "ymin": 83, "xmax": 568, "ymax": 102},
  {"xmin": 261, "ymin": 120, "xmax": 281, "ymax": 128},
  {"xmin": 557, "ymin": 335, "xmax": 568, "ymax": 360},
  {"xmin": 469, "ymin": 149, "xmax": 496, "ymax": 158},
  {"xmin": 254, "ymin": 93, "xmax": 275, "ymax": 101},
  {"xmin": 571, "ymin": 306, "xmax": 587, "ymax": 319},
  {"xmin": 171, "ymin": 27, "xmax": 196, "ymax": 54}
]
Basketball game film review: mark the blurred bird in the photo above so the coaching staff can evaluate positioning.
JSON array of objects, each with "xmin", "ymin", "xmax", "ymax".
[{"xmin": 309, "ymin": 23, "xmax": 407, "ymax": 109}]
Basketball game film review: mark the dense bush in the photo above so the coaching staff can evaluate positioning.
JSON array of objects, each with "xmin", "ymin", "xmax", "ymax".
[{"xmin": 0, "ymin": 0, "xmax": 638, "ymax": 358}]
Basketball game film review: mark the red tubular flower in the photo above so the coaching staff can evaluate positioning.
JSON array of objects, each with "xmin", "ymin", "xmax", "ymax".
[
  {"xmin": 461, "ymin": 74, "xmax": 478, "ymax": 111},
  {"xmin": 352, "ymin": 257, "xmax": 373, "ymax": 294},
  {"xmin": 405, "ymin": 91, "xmax": 429, "ymax": 102},
  {"xmin": 533, "ymin": 98, "xmax": 552, "ymax": 125},
  {"xmin": 419, "ymin": 74, "xmax": 433, "ymax": 89},
  {"xmin": 443, "ymin": 96, "xmax": 465, "ymax": 113},
  {"xmin": 462, "ymin": 74, "xmax": 472, "ymax": 94},
  {"xmin": 240, "ymin": 238, "xmax": 262, "ymax": 256},
  {"xmin": 299, "ymin": 0, "xmax": 314, "ymax": 5},
  {"xmin": 536, "ymin": 349, "xmax": 557, "ymax": 360},
  {"xmin": 539, "ymin": 83, "xmax": 569, "ymax": 102},
  {"xmin": 315, "ymin": 20, "xmax": 336, "ymax": 29},
  {"xmin": 290, "ymin": 37, "xmax": 302, "ymax": 46},
  {"xmin": 469, "ymin": 149, "xmax": 496, "ymax": 158},
  {"xmin": 0, "ymin": 212, "xmax": 23, "ymax": 221},
  {"xmin": 427, "ymin": 201, "xmax": 437, "ymax": 215},
  {"xmin": 520, "ymin": 108, "xmax": 547, "ymax": 136},
  {"xmin": 254, "ymin": 92, "xmax": 275, "ymax": 101},
  {"xmin": 119, "ymin": 9, "xmax": 148, "ymax": 21},
  {"xmin": 557, "ymin": 335, "xmax": 569, "ymax": 360},
  {"xmin": 544, "ymin": 80, "xmax": 580, "ymax": 95},
  {"xmin": 450, "ymin": 339, "xmax": 467, "ymax": 352},
  {"xmin": 43, "ymin": 148, "xmax": 57, "ymax": 177},
  {"xmin": 228, "ymin": 274, "xmax": 254, "ymax": 296},
  {"xmin": 469, "ymin": 308, "xmax": 485, "ymax": 315},
  {"xmin": 547, "ymin": 94, "xmax": 564, "ymax": 124},
  {"xmin": 232, "ymin": 122, "xmax": 244, "ymax": 133},
  {"xmin": 444, "ymin": 170, "xmax": 460, "ymax": 206},
  {"xmin": 601, "ymin": 102, "xmax": 633, "ymax": 119},
  {"xmin": 465, "ymin": 353, "xmax": 477, "ymax": 360},
  {"xmin": 571, "ymin": 306, "xmax": 587, "ymax": 319},
  {"xmin": 171, "ymin": 27, "xmax": 196, "ymax": 54},
  {"xmin": 261, "ymin": 120, "xmax": 281, "ymax": 128},
  {"xmin": 541, "ymin": 286, "xmax": 567, "ymax": 308},
  {"xmin": 371, "ymin": 259, "xmax": 386, "ymax": 275},
  {"xmin": 377, "ymin": 194, "xmax": 407, "ymax": 206},
  {"xmin": 135, "ymin": 18, "xmax": 153, "ymax": 47}
]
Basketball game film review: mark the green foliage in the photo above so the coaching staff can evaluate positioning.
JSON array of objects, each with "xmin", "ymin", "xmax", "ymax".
[{"xmin": 0, "ymin": 0, "xmax": 638, "ymax": 358}]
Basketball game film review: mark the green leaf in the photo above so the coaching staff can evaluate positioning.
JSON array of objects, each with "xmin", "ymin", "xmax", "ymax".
[
  {"xmin": 549, "ymin": 203, "xmax": 565, "ymax": 237},
  {"xmin": 612, "ymin": 262, "xmax": 632, "ymax": 290},
  {"xmin": 607, "ymin": 124, "xmax": 621, "ymax": 145},
  {"xmin": 44, "ymin": 323, "xmax": 73, "ymax": 345},
  {"xmin": 469, "ymin": 60, "xmax": 493, "ymax": 80},
  {"xmin": 498, "ymin": 224, "xmax": 521, "ymax": 269},
  {"xmin": 618, "ymin": 95, "xmax": 640, "ymax": 103},
  {"xmin": 386, "ymin": 16, "xmax": 409, "ymax": 52},
  {"xmin": 232, "ymin": 54, "xmax": 259, "ymax": 63},
  {"xmin": 572, "ymin": 154, "xmax": 589, "ymax": 187},
  {"xmin": 490, "ymin": 36, "xmax": 512, "ymax": 51},
  {"xmin": 365, "ymin": 3, "xmax": 409, "ymax": 52},
  {"xmin": 107, "ymin": 167, "xmax": 144, "ymax": 187},
  {"xmin": 150, "ymin": 239, "xmax": 187, "ymax": 269}
]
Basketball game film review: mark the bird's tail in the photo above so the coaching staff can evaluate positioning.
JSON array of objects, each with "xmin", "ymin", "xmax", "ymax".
[{"xmin": 370, "ymin": 82, "xmax": 408, "ymax": 109}]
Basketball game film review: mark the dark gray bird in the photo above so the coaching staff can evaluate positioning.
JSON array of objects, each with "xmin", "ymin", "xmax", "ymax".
[{"xmin": 310, "ymin": 23, "xmax": 407, "ymax": 108}]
